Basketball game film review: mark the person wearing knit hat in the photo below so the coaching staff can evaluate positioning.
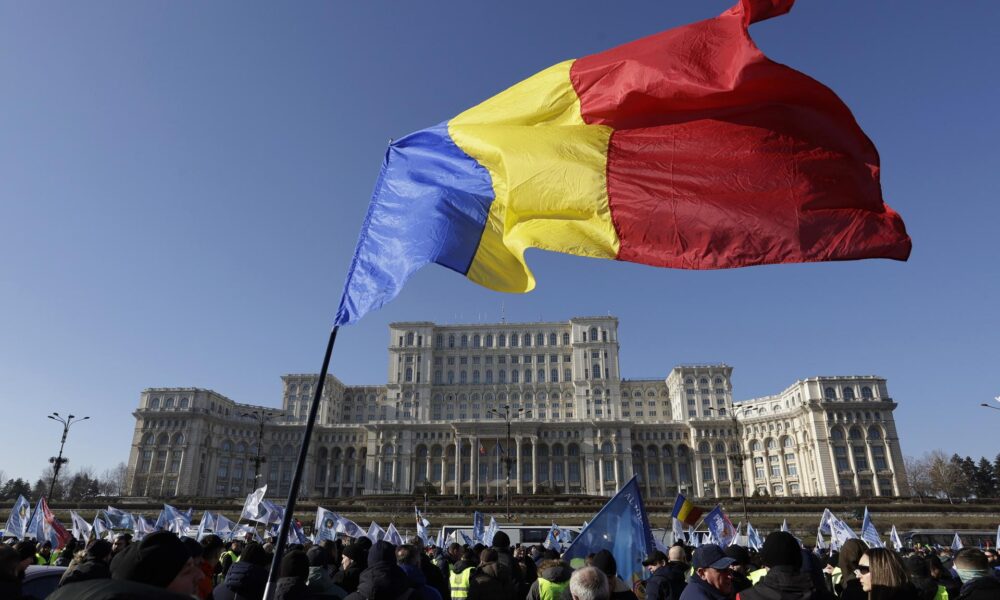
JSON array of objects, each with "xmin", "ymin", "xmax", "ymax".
[
  {"xmin": 334, "ymin": 542, "xmax": 366, "ymax": 593},
  {"xmin": 735, "ymin": 532, "xmax": 831, "ymax": 600}
]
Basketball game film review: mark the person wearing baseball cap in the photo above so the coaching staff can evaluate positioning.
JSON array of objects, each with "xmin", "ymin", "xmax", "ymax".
[{"xmin": 678, "ymin": 544, "xmax": 736, "ymax": 600}]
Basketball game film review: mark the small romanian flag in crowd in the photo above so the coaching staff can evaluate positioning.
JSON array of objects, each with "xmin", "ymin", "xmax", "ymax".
[
  {"xmin": 335, "ymin": 0, "xmax": 911, "ymax": 326},
  {"xmin": 672, "ymin": 494, "xmax": 704, "ymax": 527}
]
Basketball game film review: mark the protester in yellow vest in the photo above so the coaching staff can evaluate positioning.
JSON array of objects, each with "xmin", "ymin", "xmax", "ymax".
[
  {"xmin": 449, "ymin": 548, "xmax": 477, "ymax": 600},
  {"xmin": 526, "ymin": 558, "xmax": 574, "ymax": 600}
]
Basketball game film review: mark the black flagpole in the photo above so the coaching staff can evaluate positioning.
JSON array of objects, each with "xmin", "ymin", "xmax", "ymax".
[{"xmin": 262, "ymin": 325, "xmax": 340, "ymax": 600}]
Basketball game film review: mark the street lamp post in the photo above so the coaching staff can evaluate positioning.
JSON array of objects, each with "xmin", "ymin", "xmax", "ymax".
[
  {"xmin": 487, "ymin": 405, "xmax": 530, "ymax": 521},
  {"xmin": 707, "ymin": 407, "xmax": 749, "ymax": 526},
  {"xmin": 47, "ymin": 413, "xmax": 89, "ymax": 498},
  {"xmin": 980, "ymin": 403, "xmax": 1000, "ymax": 413},
  {"xmin": 243, "ymin": 410, "xmax": 275, "ymax": 491}
]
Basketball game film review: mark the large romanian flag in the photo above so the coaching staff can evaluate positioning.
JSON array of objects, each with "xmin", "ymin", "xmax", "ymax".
[{"xmin": 335, "ymin": 0, "xmax": 911, "ymax": 326}]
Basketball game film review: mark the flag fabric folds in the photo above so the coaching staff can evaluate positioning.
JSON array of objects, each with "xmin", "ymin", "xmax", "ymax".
[
  {"xmin": 4, "ymin": 496, "xmax": 30, "ymax": 540},
  {"xmin": 366, "ymin": 521, "xmax": 385, "ymax": 543},
  {"xmin": 240, "ymin": 485, "xmax": 268, "ymax": 521},
  {"xmin": 671, "ymin": 494, "xmax": 704, "ymax": 527},
  {"xmin": 472, "ymin": 511, "xmax": 485, "ymax": 544},
  {"xmin": 484, "ymin": 517, "xmax": 498, "ymax": 547},
  {"xmin": 889, "ymin": 525, "xmax": 903, "ymax": 552},
  {"xmin": 563, "ymin": 476, "xmax": 654, "ymax": 588},
  {"xmin": 334, "ymin": 0, "xmax": 911, "ymax": 327},
  {"xmin": 951, "ymin": 533, "xmax": 963, "ymax": 552},
  {"xmin": 26, "ymin": 498, "xmax": 71, "ymax": 549},
  {"xmin": 315, "ymin": 508, "xmax": 341, "ymax": 543},
  {"xmin": 860, "ymin": 507, "xmax": 884, "ymax": 548},
  {"xmin": 162, "ymin": 504, "xmax": 192, "ymax": 535},
  {"xmin": 705, "ymin": 506, "xmax": 738, "ymax": 548},
  {"xmin": 746, "ymin": 523, "xmax": 763, "ymax": 551},
  {"xmin": 71, "ymin": 511, "xmax": 93, "ymax": 541},
  {"xmin": 105, "ymin": 507, "xmax": 134, "ymax": 531},
  {"xmin": 385, "ymin": 523, "xmax": 403, "ymax": 546}
]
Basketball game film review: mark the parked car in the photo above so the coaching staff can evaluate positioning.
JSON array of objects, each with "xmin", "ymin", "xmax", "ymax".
[{"xmin": 21, "ymin": 565, "xmax": 67, "ymax": 599}]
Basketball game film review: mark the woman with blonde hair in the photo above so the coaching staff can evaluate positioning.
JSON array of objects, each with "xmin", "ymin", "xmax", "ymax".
[{"xmin": 856, "ymin": 548, "xmax": 917, "ymax": 600}]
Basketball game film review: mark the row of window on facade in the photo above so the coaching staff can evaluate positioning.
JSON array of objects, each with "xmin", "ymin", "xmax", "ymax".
[
  {"xmin": 413, "ymin": 365, "xmax": 610, "ymax": 384},
  {"xmin": 400, "ymin": 327, "xmax": 610, "ymax": 349},
  {"xmin": 824, "ymin": 386, "xmax": 877, "ymax": 400},
  {"xmin": 147, "ymin": 396, "xmax": 190, "ymax": 409}
]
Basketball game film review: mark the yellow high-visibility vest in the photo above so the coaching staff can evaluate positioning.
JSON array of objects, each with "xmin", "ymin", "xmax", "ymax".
[{"xmin": 450, "ymin": 566, "xmax": 473, "ymax": 599}]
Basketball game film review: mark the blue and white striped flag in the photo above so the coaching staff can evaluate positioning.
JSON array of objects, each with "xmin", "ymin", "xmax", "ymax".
[{"xmin": 3, "ymin": 496, "xmax": 30, "ymax": 540}]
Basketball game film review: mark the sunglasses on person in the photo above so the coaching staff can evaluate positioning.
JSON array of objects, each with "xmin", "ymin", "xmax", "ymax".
[{"xmin": 855, "ymin": 565, "xmax": 870, "ymax": 575}]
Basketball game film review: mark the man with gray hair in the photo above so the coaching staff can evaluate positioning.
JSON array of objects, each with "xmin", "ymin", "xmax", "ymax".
[{"xmin": 570, "ymin": 566, "xmax": 610, "ymax": 600}]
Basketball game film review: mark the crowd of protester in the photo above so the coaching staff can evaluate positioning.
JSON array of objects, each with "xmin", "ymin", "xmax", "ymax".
[{"xmin": 2, "ymin": 527, "xmax": 999, "ymax": 600}]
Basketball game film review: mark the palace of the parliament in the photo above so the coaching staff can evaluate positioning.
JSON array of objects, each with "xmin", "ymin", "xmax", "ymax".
[{"xmin": 126, "ymin": 317, "xmax": 908, "ymax": 501}]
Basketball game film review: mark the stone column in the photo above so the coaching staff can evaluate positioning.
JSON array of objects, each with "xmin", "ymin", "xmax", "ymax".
[
  {"xmin": 324, "ymin": 462, "xmax": 332, "ymax": 498},
  {"xmin": 471, "ymin": 436, "xmax": 477, "ymax": 497},
  {"xmin": 515, "ymin": 436, "xmax": 523, "ymax": 494},
  {"xmin": 425, "ymin": 454, "xmax": 432, "ymax": 486},
  {"xmin": 597, "ymin": 449, "xmax": 605, "ymax": 496},
  {"xmin": 531, "ymin": 437, "xmax": 538, "ymax": 494},
  {"xmin": 454, "ymin": 436, "xmax": 461, "ymax": 498},
  {"xmin": 439, "ymin": 455, "xmax": 447, "ymax": 495}
]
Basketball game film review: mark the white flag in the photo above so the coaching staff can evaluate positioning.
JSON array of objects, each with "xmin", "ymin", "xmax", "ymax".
[
  {"xmin": 71, "ymin": 511, "xmax": 92, "ymax": 541},
  {"xmin": 240, "ymin": 485, "xmax": 267, "ymax": 521},
  {"xmin": 889, "ymin": 525, "xmax": 902, "ymax": 551},
  {"xmin": 367, "ymin": 521, "xmax": 385, "ymax": 543}
]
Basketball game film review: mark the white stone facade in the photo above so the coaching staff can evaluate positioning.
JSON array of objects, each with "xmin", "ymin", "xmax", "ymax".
[{"xmin": 125, "ymin": 317, "xmax": 908, "ymax": 500}]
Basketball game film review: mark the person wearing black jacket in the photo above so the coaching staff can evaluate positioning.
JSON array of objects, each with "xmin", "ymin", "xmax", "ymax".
[
  {"xmin": 490, "ymin": 532, "xmax": 529, "ymax": 599},
  {"xmin": 344, "ymin": 540, "xmax": 418, "ymax": 600},
  {"xmin": 59, "ymin": 540, "xmax": 113, "ymax": 588},
  {"xmin": 333, "ymin": 542, "xmax": 366, "ymax": 594},
  {"xmin": 212, "ymin": 542, "xmax": 270, "ymax": 600},
  {"xmin": 644, "ymin": 548, "xmax": 689, "ymax": 600},
  {"xmin": 725, "ymin": 546, "xmax": 754, "ymax": 595},
  {"xmin": 736, "ymin": 532, "xmax": 833, "ymax": 600}
]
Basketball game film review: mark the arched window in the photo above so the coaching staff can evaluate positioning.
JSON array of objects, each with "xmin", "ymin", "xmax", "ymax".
[
  {"xmin": 485, "ymin": 370, "xmax": 493, "ymax": 383},
  {"xmin": 831, "ymin": 428, "xmax": 845, "ymax": 440},
  {"xmin": 843, "ymin": 387, "xmax": 856, "ymax": 400},
  {"xmin": 698, "ymin": 441, "xmax": 710, "ymax": 453},
  {"xmin": 589, "ymin": 327, "xmax": 598, "ymax": 341},
  {"xmin": 405, "ymin": 368, "xmax": 413, "ymax": 382},
  {"xmin": 510, "ymin": 334, "xmax": 518, "ymax": 347},
  {"xmin": 486, "ymin": 334, "xmax": 493, "ymax": 347},
  {"xmin": 499, "ymin": 334, "xmax": 506, "ymax": 347},
  {"xmin": 867, "ymin": 426, "xmax": 882, "ymax": 440},
  {"xmin": 537, "ymin": 369, "xmax": 545, "ymax": 382},
  {"xmin": 562, "ymin": 333, "xmax": 570, "ymax": 345},
  {"xmin": 549, "ymin": 333, "xmax": 557, "ymax": 345},
  {"xmin": 524, "ymin": 370, "xmax": 532, "ymax": 383},
  {"xmin": 448, "ymin": 335, "xmax": 455, "ymax": 348},
  {"xmin": 149, "ymin": 397, "xmax": 160, "ymax": 409},
  {"xmin": 766, "ymin": 438, "xmax": 777, "ymax": 450},
  {"xmin": 536, "ymin": 333, "xmax": 545, "ymax": 346},
  {"xmin": 499, "ymin": 370, "xmax": 506, "ymax": 383},
  {"xmin": 523, "ymin": 333, "xmax": 532, "ymax": 346},
  {"xmin": 783, "ymin": 436, "xmax": 794, "ymax": 448},
  {"xmin": 511, "ymin": 370, "xmax": 519, "ymax": 383},
  {"xmin": 713, "ymin": 442, "xmax": 725, "ymax": 453},
  {"xmin": 564, "ymin": 369, "xmax": 572, "ymax": 381},
  {"xmin": 406, "ymin": 332, "xmax": 414, "ymax": 345},
  {"xmin": 861, "ymin": 386, "xmax": 874, "ymax": 399},
  {"xmin": 849, "ymin": 427, "xmax": 863, "ymax": 440},
  {"xmin": 592, "ymin": 364, "xmax": 601, "ymax": 379},
  {"xmin": 164, "ymin": 397, "xmax": 174, "ymax": 409},
  {"xmin": 824, "ymin": 387, "xmax": 836, "ymax": 399},
  {"xmin": 472, "ymin": 370, "xmax": 480, "ymax": 383},
  {"xmin": 751, "ymin": 440, "xmax": 762, "ymax": 452},
  {"xmin": 435, "ymin": 334, "xmax": 443, "ymax": 348},
  {"xmin": 473, "ymin": 334, "xmax": 481, "ymax": 348},
  {"xmin": 461, "ymin": 335, "xmax": 468, "ymax": 348},
  {"xmin": 551, "ymin": 369, "xmax": 558, "ymax": 382}
]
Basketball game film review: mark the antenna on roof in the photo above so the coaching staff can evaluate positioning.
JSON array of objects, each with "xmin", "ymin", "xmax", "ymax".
[{"xmin": 500, "ymin": 302, "xmax": 505, "ymax": 323}]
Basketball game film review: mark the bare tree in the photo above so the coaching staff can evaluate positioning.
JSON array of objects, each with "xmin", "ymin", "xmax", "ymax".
[
  {"xmin": 904, "ymin": 455, "xmax": 933, "ymax": 502},
  {"xmin": 925, "ymin": 450, "xmax": 964, "ymax": 502},
  {"xmin": 99, "ymin": 462, "xmax": 129, "ymax": 497}
]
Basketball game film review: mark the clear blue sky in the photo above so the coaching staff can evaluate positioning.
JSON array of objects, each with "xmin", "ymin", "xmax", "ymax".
[{"xmin": 2, "ymin": 1, "xmax": 998, "ymax": 484}]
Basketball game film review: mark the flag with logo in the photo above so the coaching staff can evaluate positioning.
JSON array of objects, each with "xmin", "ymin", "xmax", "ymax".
[
  {"xmin": 889, "ymin": 525, "xmax": 902, "ymax": 551},
  {"xmin": 105, "ymin": 507, "xmax": 134, "ymax": 531},
  {"xmin": 705, "ymin": 506, "xmax": 738, "ymax": 548},
  {"xmin": 472, "ymin": 511, "xmax": 485, "ymax": 543},
  {"xmin": 860, "ymin": 508, "xmax": 884, "ymax": 548},
  {"xmin": 951, "ymin": 533, "xmax": 963, "ymax": 552},
  {"xmin": 315, "ymin": 508, "xmax": 341, "ymax": 543},
  {"xmin": 543, "ymin": 523, "xmax": 563, "ymax": 551},
  {"xmin": 367, "ymin": 521, "xmax": 385, "ymax": 543},
  {"xmin": 828, "ymin": 514, "xmax": 858, "ymax": 551},
  {"xmin": 70, "ymin": 511, "xmax": 93, "ymax": 541},
  {"xmin": 819, "ymin": 508, "xmax": 834, "ymax": 535},
  {"xmin": 335, "ymin": 515, "xmax": 367, "ymax": 539},
  {"xmin": 563, "ymin": 476, "xmax": 654, "ymax": 588},
  {"xmin": 746, "ymin": 522, "xmax": 763, "ymax": 551},
  {"xmin": 214, "ymin": 514, "xmax": 235, "ymax": 539},
  {"xmin": 240, "ymin": 485, "xmax": 268, "ymax": 521},
  {"xmin": 815, "ymin": 527, "xmax": 827, "ymax": 552},
  {"xmin": 162, "ymin": 504, "xmax": 191, "ymax": 534},
  {"xmin": 385, "ymin": 523, "xmax": 403, "ymax": 546},
  {"xmin": 3, "ymin": 495, "xmax": 30, "ymax": 540}
]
